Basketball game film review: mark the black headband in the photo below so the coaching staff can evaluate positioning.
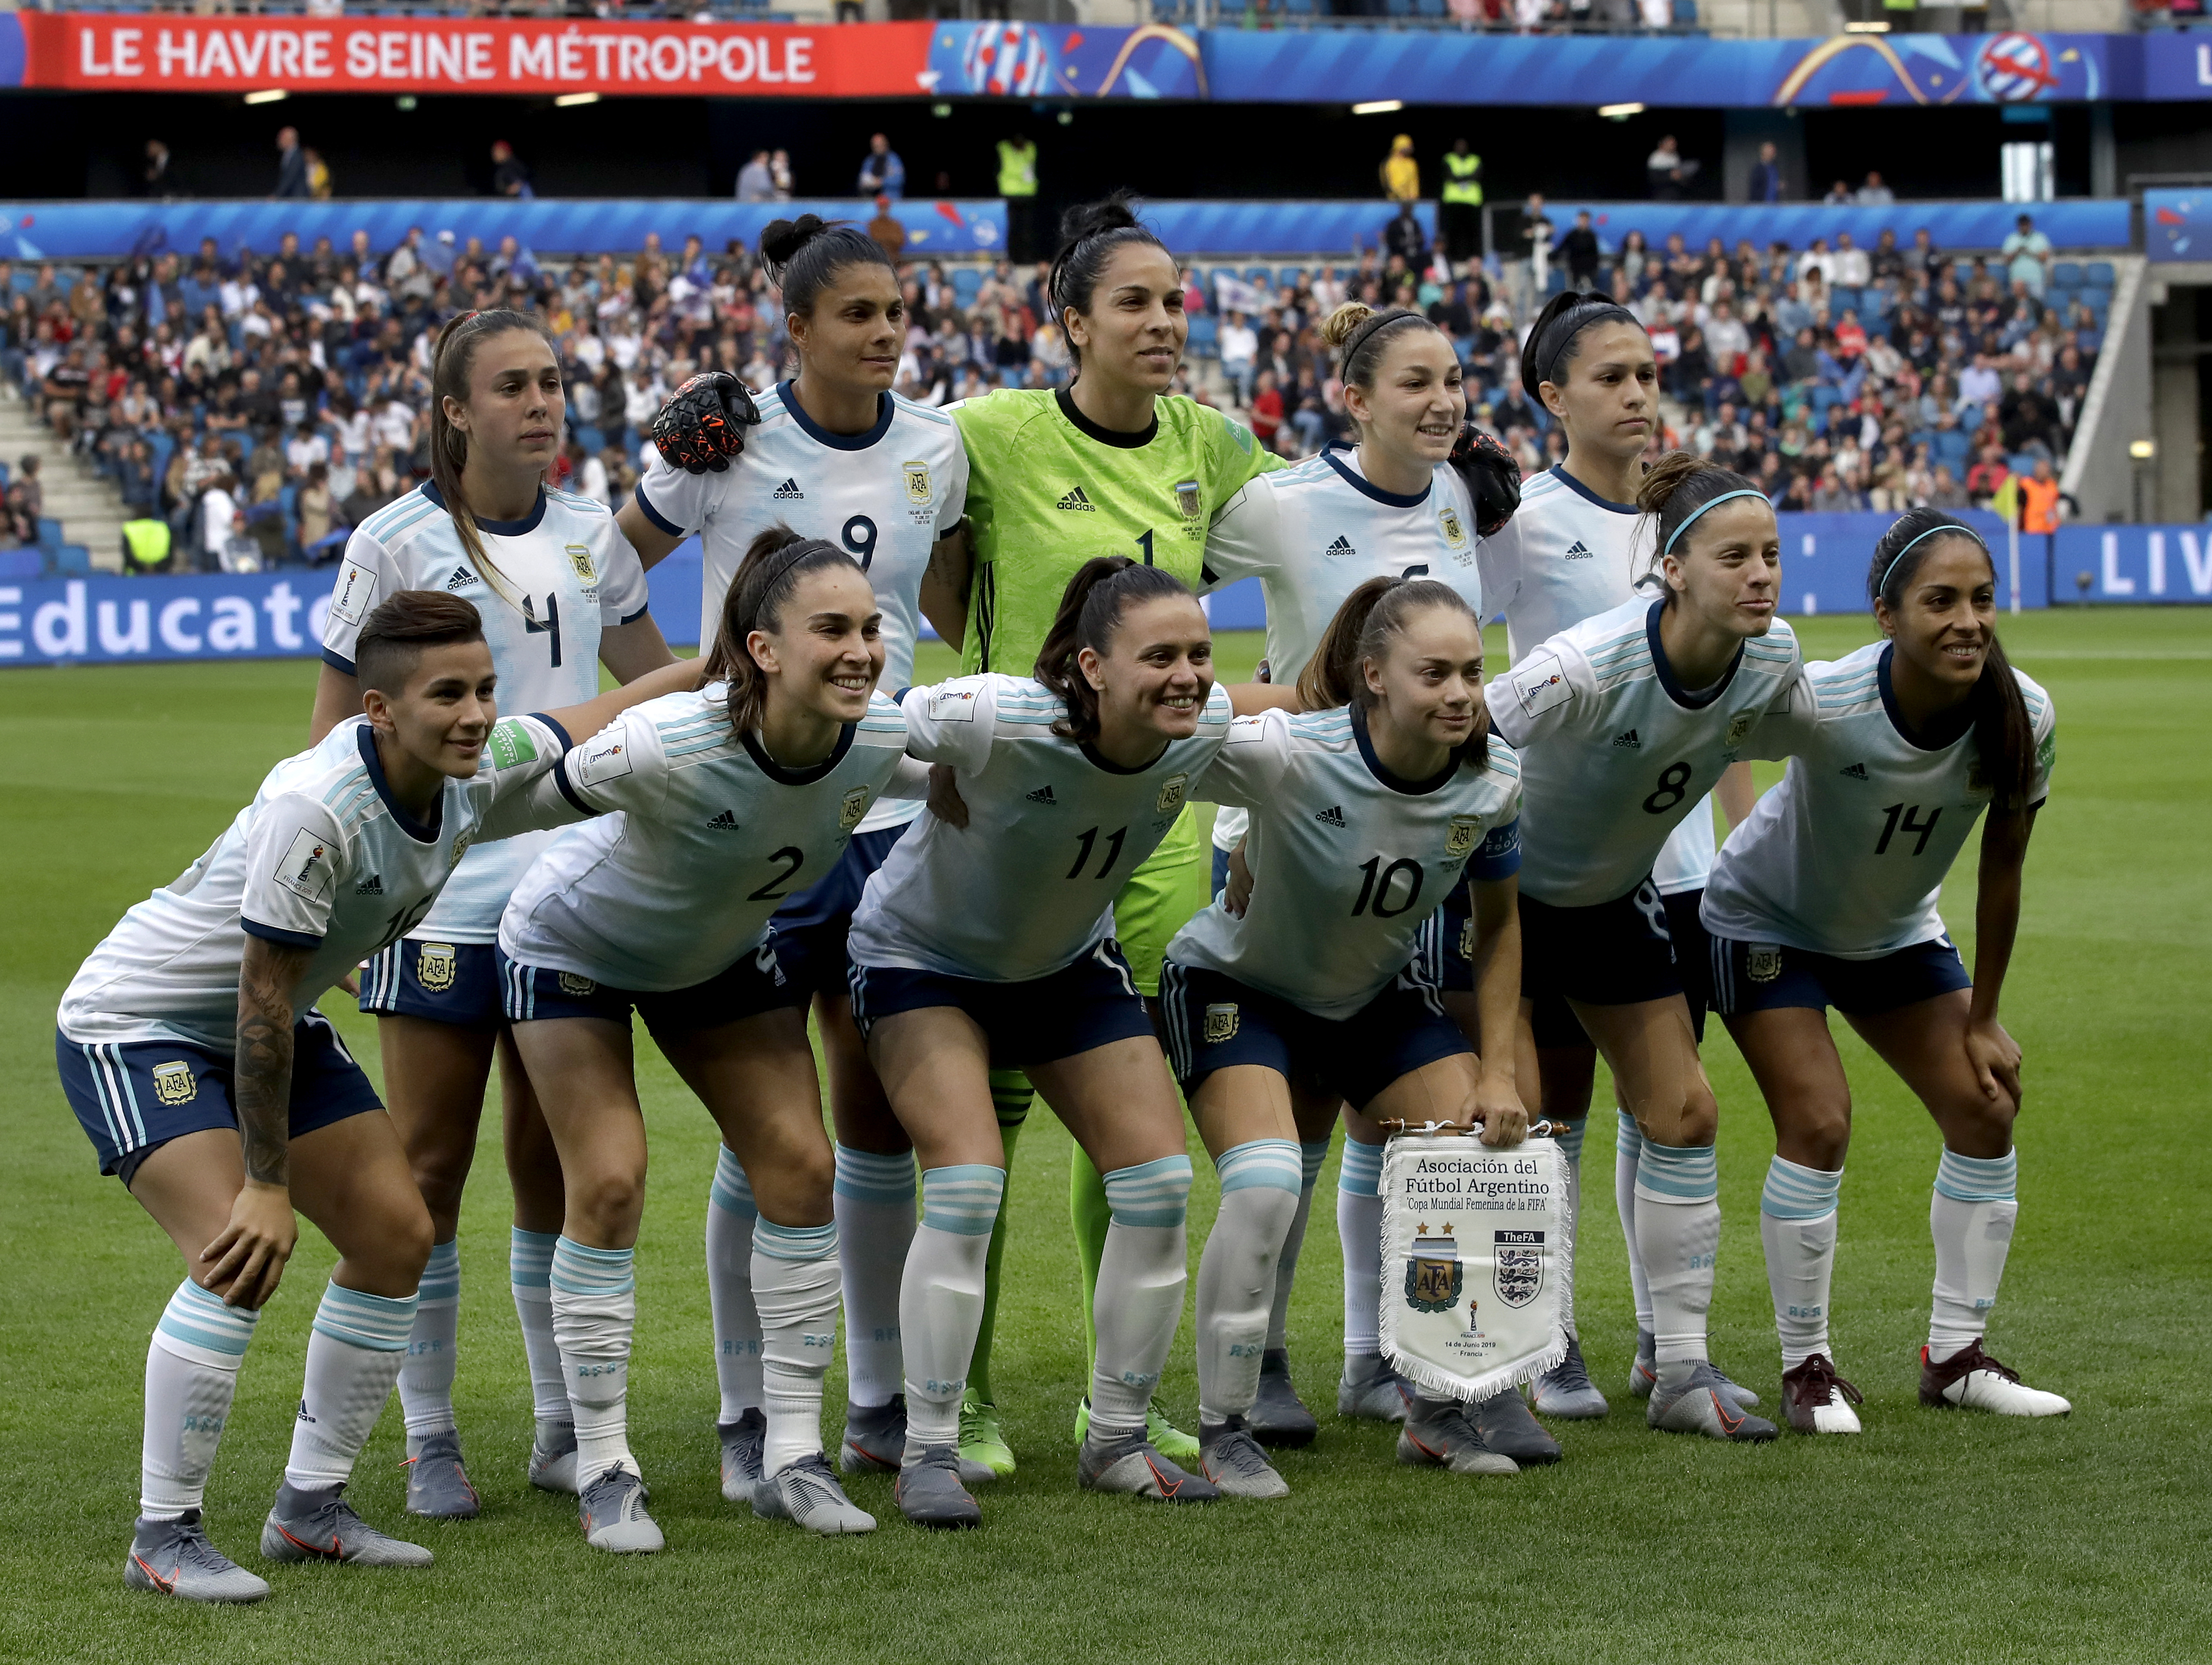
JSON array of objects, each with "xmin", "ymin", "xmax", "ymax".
[
  {"xmin": 1338, "ymin": 308, "xmax": 1425, "ymax": 376},
  {"xmin": 742, "ymin": 541, "xmax": 833, "ymax": 623},
  {"xmin": 1524, "ymin": 299, "xmax": 1639, "ymax": 395}
]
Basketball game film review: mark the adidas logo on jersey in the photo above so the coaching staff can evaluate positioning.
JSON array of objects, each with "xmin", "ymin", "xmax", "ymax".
[
  {"xmin": 1026, "ymin": 785, "xmax": 1059, "ymax": 805},
  {"xmin": 354, "ymin": 873, "xmax": 383, "ymax": 895},
  {"xmin": 1612, "ymin": 729, "xmax": 1641, "ymax": 750},
  {"xmin": 1056, "ymin": 487, "xmax": 1096, "ymax": 512},
  {"xmin": 1565, "ymin": 540, "xmax": 1594, "ymax": 560},
  {"xmin": 1324, "ymin": 535, "xmax": 1356, "ymax": 558},
  {"xmin": 772, "ymin": 479, "xmax": 805, "ymax": 500},
  {"xmin": 1840, "ymin": 762, "xmax": 1869, "ymax": 779},
  {"xmin": 1314, "ymin": 805, "xmax": 1347, "ymax": 828},
  {"xmin": 446, "ymin": 566, "xmax": 478, "ymax": 591},
  {"xmin": 706, "ymin": 810, "xmax": 740, "ymax": 830}
]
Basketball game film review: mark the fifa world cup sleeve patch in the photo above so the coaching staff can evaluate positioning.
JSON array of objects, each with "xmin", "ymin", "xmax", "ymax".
[
  {"xmin": 929, "ymin": 687, "xmax": 978, "ymax": 722},
  {"xmin": 1226, "ymin": 715, "xmax": 1267, "ymax": 746},
  {"xmin": 274, "ymin": 826, "xmax": 338, "ymax": 902},
  {"xmin": 328, "ymin": 557, "xmax": 378, "ymax": 627},
  {"xmin": 1511, "ymin": 653, "xmax": 1572, "ymax": 718},
  {"xmin": 571, "ymin": 730, "xmax": 636, "ymax": 789}
]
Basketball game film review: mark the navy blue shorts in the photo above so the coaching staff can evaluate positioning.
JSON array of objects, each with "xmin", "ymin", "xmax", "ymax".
[
  {"xmin": 358, "ymin": 938, "xmax": 503, "ymax": 1030},
  {"xmin": 1708, "ymin": 933, "xmax": 1971, "ymax": 1019},
  {"xmin": 1520, "ymin": 879, "xmax": 1712, "ymax": 1032},
  {"xmin": 847, "ymin": 939, "xmax": 1156, "ymax": 1069},
  {"xmin": 1522, "ymin": 887, "xmax": 1707, "ymax": 1046},
  {"xmin": 1158, "ymin": 960, "xmax": 1471, "ymax": 1112},
  {"xmin": 771, "ymin": 821, "xmax": 912, "ymax": 999},
  {"xmin": 57, "ymin": 1013, "xmax": 384, "ymax": 1184},
  {"xmin": 498, "ymin": 940, "xmax": 805, "ymax": 1038}
]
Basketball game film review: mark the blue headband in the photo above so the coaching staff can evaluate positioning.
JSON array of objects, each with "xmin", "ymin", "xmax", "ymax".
[
  {"xmin": 1662, "ymin": 488, "xmax": 1768, "ymax": 555},
  {"xmin": 1879, "ymin": 522, "xmax": 1989, "ymax": 596}
]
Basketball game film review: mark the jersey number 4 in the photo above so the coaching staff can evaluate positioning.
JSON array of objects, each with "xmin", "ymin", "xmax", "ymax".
[
  {"xmin": 523, "ymin": 593, "xmax": 562, "ymax": 668},
  {"xmin": 1875, "ymin": 803, "xmax": 1941, "ymax": 856}
]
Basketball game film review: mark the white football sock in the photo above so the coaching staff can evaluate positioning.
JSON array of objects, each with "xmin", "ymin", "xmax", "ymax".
[
  {"xmin": 1555, "ymin": 1114, "xmax": 1586, "ymax": 1224},
  {"xmin": 284, "ymin": 1282, "xmax": 417, "ymax": 1491},
  {"xmin": 1928, "ymin": 1148, "xmax": 2018, "ymax": 1363},
  {"xmin": 551, "ymin": 1237, "xmax": 637, "ymax": 1482},
  {"xmin": 833, "ymin": 1144, "xmax": 916, "ymax": 1410},
  {"xmin": 1090, "ymin": 1157, "xmax": 1193, "ymax": 1438},
  {"xmin": 141, "ymin": 1280, "xmax": 259, "ymax": 1519},
  {"xmin": 1266, "ymin": 1139, "xmax": 1331, "ymax": 1350},
  {"xmin": 398, "ymin": 1237, "xmax": 459, "ymax": 1443},
  {"xmin": 509, "ymin": 1228, "xmax": 569, "ymax": 1444},
  {"xmin": 704, "ymin": 1147, "xmax": 764, "ymax": 1424},
  {"xmin": 752, "ymin": 1219, "xmax": 840, "ymax": 1477},
  {"xmin": 1615, "ymin": 1110, "xmax": 1656, "ymax": 1337},
  {"xmin": 1634, "ymin": 1140, "xmax": 1719, "ymax": 1381},
  {"xmin": 1760, "ymin": 1155, "xmax": 1843, "ymax": 1369},
  {"xmin": 1197, "ymin": 1140, "xmax": 1303, "ymax": 1424},
  {"xmin": 899, "ymin": 1165, "xmax": 1003, "ymax": 1457},
  {"xmin": 1336, "ymin": 1137, "xmax": 1385, "ymax": 1361}
]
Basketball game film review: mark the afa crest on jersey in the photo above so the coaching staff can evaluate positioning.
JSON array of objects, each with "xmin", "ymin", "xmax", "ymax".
[
  {"xmin": 1156, "ymin": 772, "xmax": 1191, "ymax": 815},
  {"xmin": 1492, "ymin": 1230, "xmax": 1545, "ymax": 1309},
  {"xmin": 903, "ymin": 461, "xmax": 933, "ymax": 505},
  {"xmin": 565, "ymin": 545, "xmax": 597, "ymax": 587},
  {"xmin": 1405, "ymin": 1224, "xmax": 1464, "ymax": 1313},
  {"xmin": 1446, "ymin": 815, "xmax": 1482, "ymax": 859},
  {"xmin": 415, "ymin": 942, "xmax": 459, "ymax": 992},
  {"xmin": 151, "ymin": 1061, "xmax": 198, "ymax": 1106},
  {"xmin": 840, "ymin": 787, "xmax": 871, "ymax": 832},
  {"xmin": 1439, "ymin": 505, "xmax": 1470, "ymax": 563},
  {"xmin": 1725, "ymin": 711, "xmax": 1758, "ymax": 747},
  {"xmin": 1174, "ymin": 480, "xmax": 1203, "ymax": 522},
  {"xmin": 448, "ymin": 832, "xmax": 474, "ymax": 871}
]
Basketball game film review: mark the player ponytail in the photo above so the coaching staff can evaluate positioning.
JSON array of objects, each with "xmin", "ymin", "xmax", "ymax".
[
  {"xmin": 1320, "ymin": 301, "xmax": 1438, "ymax": 399},
  {"xmin": 1520, "ymin": 288, "xmax": 1643, "ymax": 401},
  {"xmin": 1035, "ymin": 555, "xmax": 1195, "ymax": 745},
  {"xmin": 1297, "ymin": 577, "xmax": 1492, "ymax": 771},
  {"xmin": 1635, "ymin": 450, "xmax": 1764, "ymax": 600},
  {"xmin": 702, "ymin": 524, "xmax": 862, "ymax": 739},
  {"xmin": 430, "ymin": 308, "xmax": 554, "ymax": 614},
  {"xmin": 1048, "ymin": 192, "xmax": 1171, "ymax": 374},
  {"xmin": 760, "ymin": 214, "xmax": 896, "ymax": 322},
  {"xmin": 1869, "ymin": 509, "xmax": 2037, "ymax": 811}
]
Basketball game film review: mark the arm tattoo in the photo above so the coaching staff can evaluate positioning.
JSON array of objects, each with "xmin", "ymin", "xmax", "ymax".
[{"xmin": 235, "ymin": 940, "xmax": 309, "ymax": 1186}]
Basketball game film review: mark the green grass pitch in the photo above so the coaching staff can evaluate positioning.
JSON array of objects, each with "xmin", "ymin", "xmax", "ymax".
[{"xmin": 2, "ymin": 609, "xmax": 2207, "ymax": 1664}]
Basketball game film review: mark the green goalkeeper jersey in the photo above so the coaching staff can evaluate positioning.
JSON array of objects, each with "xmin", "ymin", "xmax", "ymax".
[{"xmin": 949, "ymin": 387, "xmax": 1287, "ymax": 676}]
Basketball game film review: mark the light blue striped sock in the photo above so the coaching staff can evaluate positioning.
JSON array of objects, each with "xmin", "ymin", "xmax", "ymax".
[
  {"xmin": 920, "ymin": 1165, "xmax": 1005, "ymax": 1236},
  {"xmin": 1338, "ymin": 1138, "xmax": 1384, "ymax": 1198},
  {"xmin": 311, "ymin": 1281, "xmax": 419, "ymax": 1352},
  {"xmin": 754, "ymin": 1219, "xmax": 838, "ymax": 1261},
  {"xmin": 143, "ymin": 1281, "xmax": 259, "ymax": 1518},
  {"xmin": 400, "ymin": 1238, "xmax": 461, "ymax": 1439},
  {"xmin": 155, "ymin": 1278, "xmax": 260, "ymax": 1360},
  {"xmin": 419, "ymin": 1238, "xmax": 460, "ymax": 1303},
  {"xmin": 1634, "ymin": 1140, "xmax": 1719, "ymax": 1204},
  {"xmin": 286, "ymin": 1282, "xmax": 420, "ymax": 1491},
  {"xmin": 1556, "ymin": 1116, "xmax": 1587, "ymax": 1170},
  {"xmin": 1616, "ymin": 1111, "xmax": 1654, "ymax": 1335},
  {"xmin": 509, "ymin": 1228, "xmax": 568, "ymax": 1431},
  {"xmin": 1216, "ymin": 1138, "xmax": 1304, "ymax": 1195},
  {"xmin": 1102, "ymin": 1155, "xmax": 1193, "ymax": 1229},
  {"xmin": 1266, "ymin": 1141, "xmax": 1335, "ymax": 1351},
  {"xmin": 1934, "ymin": 1148, "xmax": 2017, "ymax": 1203},
  {"xmin": 552, "ymin": 1237, "xmax": 636, "ymax": 1296},
  {"xmin": 1298, "ymin": 1139, "xmax": 1332, "ymax": 1190},
  {"xmin": 510, "ymin": 1227, "xmax": 557, "ymax": 1289},
  {"xmin": 1761, "ymin": 1154, "xmax": 1843, "ymax": 1220},
  {"xmin": 834, "ymin": 1144, "xmax": 917, "ymax": 1207},
  {"xmin": 552, "ymin": 1240, "xmax": 638, "ymax": 1479},
  {"xmin": 710, "ymin": 1145, "xmax": 757, "ymax": 1218}
]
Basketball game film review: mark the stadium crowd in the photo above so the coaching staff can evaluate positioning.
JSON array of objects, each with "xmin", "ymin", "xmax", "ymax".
[{"xmin": 0, "ymin": 206, "xmax": 2098, "ymax": 570}]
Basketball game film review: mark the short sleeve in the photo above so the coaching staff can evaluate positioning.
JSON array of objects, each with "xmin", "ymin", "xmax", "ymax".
[
  {"xmin": 1474, "ymin": 515, "xmax": 1522, "ymax": 625},
  {"xmin": 632, "ymin": 453, "xmax": 713, "ymax": 541},
  {"xmin": 319, "ymin": 528, "xmax": 389, "ymax": 676},
  {"xmin": 1191, "ymin": 709, "xmax": 1293, "ymax": 810},
  {"xmin": 935, "ymin": 437, "xmax": 971, "ymax": 538},
  {"xmin": 899, "ymin": 677, "xmax": 1000, "ymax": 770},
  {"xmin": 240, "ymin": 794, "xmax": 349, "ymax": 948},
  {"xmin": 1468, "ymin": 815, "xmax": 1522, "ymax": 883},
  {"xmin": 592, "ymin": 515, "xmax": 651, "ymax": 627},
  {"xmin": 1740, "ymin": 667, "xmax": 1817, "ymax": 763},
  {"xmin": 2025, "ymin": 682, "xmax": 2055, "ymax": 808},
  {"xmin": 1203, "ymin": 407, "xmax": 1289, "ymax": 520},
  {"xmin": 547, "ymin": 708, "xmax": 669, "ymax": 820},
  {"xmin": 1486, "ymin": 640, "xmax": 1590, "ymax": 749},
  {"xmin": 1201, "ymin": 479, "xmax": 1280, "ymax": 591}
]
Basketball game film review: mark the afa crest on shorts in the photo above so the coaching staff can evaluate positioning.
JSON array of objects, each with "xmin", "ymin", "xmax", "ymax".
[
  {"xmin": 1492, "ymin": 1230, "xmax": 1546, "ymax": 1310},
  {"xmin": 1204, "ymin": 1002, "xmax": 1239, "ymax": 1043},
  {"xmin": 1747, "ymin": 944, "xmax": 1784, "ymax": 983},
  {"xmin": 415, "ymin": 942, "xmax": 459, "ymax": 993},
  {"xmin": 903, "ymin": 460, "xmax": 933, "ymax": 504},
  {"xmin": 1404, "ymin": 1223, "xmax": 1464, "ymax": 1313},
  {"xmin": 151, "ymin": 1061, "xmax": 198, "ymax": 1106},
  {"xmin": 558, "ymin": 972, "xmax": 597, "ymax": 997}
]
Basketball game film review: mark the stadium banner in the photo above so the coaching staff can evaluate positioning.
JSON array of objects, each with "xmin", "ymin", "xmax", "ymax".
[
  {"xmin": 1378, "ymin": 1134, "xmax": 1572, "ymax": 1403},
  {"xmin": 1534, "ymin": 200, "xmax": 2126, "ymax": 255},
  {"xmin": 2051, "ymin": 524, "xmax": 2212, "ymax": 603},
  {"xmin": 0, "ymin": 199, "xmax": 1008, "ymax": 262},
  {"xmin": 2143, "ymin": 188, "xmax": 2206, "ymax": 263},
  {"xmin": 1775, "ymin": 509, "xmax": 2040, "ymax": 613},
  {"xmin": 0, "ymin": 571, "xmax": 333, "ymax": 667},
  {"xmin": 12, "ymin": 13, "xmax": 932, "ymax": 97}
]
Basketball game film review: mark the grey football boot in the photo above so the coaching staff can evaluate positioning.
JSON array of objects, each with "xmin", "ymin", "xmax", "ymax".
[
  {"xmin": 1471, "ymin": 1390, "xmax": 1563, "ymax": 1465},
  {"xmin": 1337, "ymin": 1352, "xmax": 1417, "ymax": 1422},
  {"xmin": 1631, "ymin": 1330, "xmax": 1761, "ymax": 1408},
  {"xmin": 1078, "ymin": 1427, "xmax": 1221, "ymax": 1502},
  {"xmin": 1647, "ymin": 1363, "xmax": 1781, "ymax": 1443},
  {"xmin": 718, "ymin": 1408, "xmax": 766, "ymax": 1506},
  {"xmin": 404, "ymin": 1428, "xmax": 481, "ymax": 1519},
  {"xmin": 529, "ymin": 1420, "xmax": 579, "ymax": 1494},
  {"xmin": 1247, "ymin": 1349, "xmax": 1320, "ymax": 1447},
  {"xmin": 261, "ymin": 1482, "xmax": 434, "ymax": 1566},
  {"xmin": 124, "ymin": 1513, "xmax": 270, "ymax": 1603},
  {"xmin": 753, "ymin": 1451, "xmax": 877, "ymax": 1535},
  {"xmin": 895, "ymin": 1444, "xmax": 982, "ymax": 1530},
  {"xmin": 1528, "ymin": 1333, "xmax": 1610, "ymax": 1419},
  {"xmin": 842, "ymin": 1396, "xmax": 995, "ymax": 1485},
  {"xmin": 1197, "ymin": 1417, "xmax": 1291, "ymax": 1499},
  {"xmin": 1396, "ymin": 1400, "xmax": 1520, "ymax": 1476},
  {"xmin": 577, "ymin": 1466, "xmax": 665, "ymax": 1553}
]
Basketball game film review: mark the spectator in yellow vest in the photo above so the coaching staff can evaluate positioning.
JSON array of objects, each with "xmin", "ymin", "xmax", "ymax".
[{"xmin": 1439, "ymin": 138, "xmax": 1484, "ymax": 267}]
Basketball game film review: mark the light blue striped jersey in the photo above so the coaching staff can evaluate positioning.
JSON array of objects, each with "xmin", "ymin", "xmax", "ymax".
[
  {"xmin": 320, "ymin": 481, "xmax": 650, "ymax": 942},
  {"xmin": 60, "ymin": 713, "xmax": 571, "ymax": 1049},
  {"xmin": 499, "ymin": 685, "xmax": 909, "ymax": 992},
  {"xmin": 1202, "ymin": 445, "xmax": 1482, "ymax": 854},
  {"xmin": 1171, "ymin": 710, "xmax": 1522, "ymax": 1018},
  {"xmin": 1702, "ymin": 641, "xmax": 2054, "ymax": 958},
  {"xmin": 849, "ymin": 674, "xmax": 1234, "ymax": 982},
  {"xmin": 1489, "ymin": 596, "xmax": 1801, "ymax": 907}
]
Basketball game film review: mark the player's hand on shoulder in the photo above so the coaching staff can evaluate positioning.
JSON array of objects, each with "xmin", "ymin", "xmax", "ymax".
[
  {"xmin": 1450, "ymin": 422, "xmax": 1521, "ymax": 538},
  {"xmin": 650, "ymin": 371, "xmax": 760, "ymax": 475}
]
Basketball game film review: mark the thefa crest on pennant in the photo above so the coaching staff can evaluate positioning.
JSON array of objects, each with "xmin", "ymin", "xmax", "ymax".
[
  {"xmin": 415, "ymin": 942, "xmax": 459, "ymax": 993},
  {"xmin": 1405, "ymin": 1223, "xmax": 1463, "ymax": 1313},
  {"xmin": 1493, "ymin": 1229, "xmax": 1545, "ymax": 1309}
]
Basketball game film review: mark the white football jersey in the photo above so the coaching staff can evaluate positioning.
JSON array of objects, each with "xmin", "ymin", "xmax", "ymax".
[
  {"xmin": 1477, "ymin": 464, "xmax": 1717, "ymax": 895},
  {"xmin": 1202, "ymin": 446, "xmax": 1483, "ymax": 852},
  {"xmin": 848, "ymin": 675, "xmax": 1235, "ymax": 983},
  {"xmin": 499, "ymin": 685, "xmax": 910, "ymax": 993},
  {"xmin": 1169, "ymin": 707, "xmax": 1522, "ymax": 1018},
  {"xmin": 634, "ymin": 381, "xmax": 968, "ymax": 837},
  {"xmin": 320, "ymin": 482, "xmax": 651, "ymax": 942},
  {"xmin": 1489, "ymin": 597, "xmax": 1801, "ymax": 908},
  {"xmin": 1702, "ymin": 642, "xmax": 2054, "ymax": 958},
  {"xmin": 60, "ymin": 714, "xmax": 574, "ymax": 1050}
]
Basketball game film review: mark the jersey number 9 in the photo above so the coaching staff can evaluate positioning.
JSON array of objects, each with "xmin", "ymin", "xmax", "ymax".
[{"xmin": 842, "ymin": 515, "xmax": 877, "ymax": 571}]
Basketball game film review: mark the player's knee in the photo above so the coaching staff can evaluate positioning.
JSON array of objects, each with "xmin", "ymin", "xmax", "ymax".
[
  {"xmin": 1795, "ymin": 1095, "xmax": 1853, "ymax": 1169},
  {"xmin": 345, "ymin": 1189, "xmax": 436, "ymax": 1288},
  {"xmin": 1945, "ymin": 1086, "xmax": 2017, "ymax": 1155},
  {"xmin": 568, "ymin": 1166, "xmax": 646, "ymax": 1239}
]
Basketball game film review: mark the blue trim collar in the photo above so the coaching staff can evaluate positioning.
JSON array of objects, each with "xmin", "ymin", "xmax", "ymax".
[
  {"xmin": 1644, "ymin": 598, "xmax": 1741, "ymax": 711},
  {"xmin": 423, "ymin": 478, "xmax": 546, "ymax": 538},
  {"xmin": 356, "ymin": 724, "xmax": 444, "ymax": 844},
  {"xmin": 1549, "ymin": 464, "xmax": 1637, "ymax": 516},
  {"xmin": 779, "ymin": 379, "xmax": 894, "ymax": 452},
  {"xmin": 1876, "ymin": 642, "xmax": 1974, "ymax": 752},
  {"xmin": 1324, "ymin": 448, "xmax": 1432, "ymax": 511}
]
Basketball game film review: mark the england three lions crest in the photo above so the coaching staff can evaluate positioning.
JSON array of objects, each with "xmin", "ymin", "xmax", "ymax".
[
  {"xmin": 1493, "ymin": 1229, "xmax": 1545, "ymax": 1310},
  {"xmin": 1404, "ymin": 1224, "xmax": 1463, "ymax": 1314}
]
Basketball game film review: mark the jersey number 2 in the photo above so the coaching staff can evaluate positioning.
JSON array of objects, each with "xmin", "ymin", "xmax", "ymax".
[{"xmin": 746, "ymin": 846, "xmax": 806, "ymax": 901}]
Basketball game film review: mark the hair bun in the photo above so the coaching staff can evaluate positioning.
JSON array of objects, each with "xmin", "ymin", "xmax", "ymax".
[
  {"xmin": 1318, "ymin": 301, "xmax": 1375, "ymax": 354},
  {"xmin": 760, "ymin": 214, "xmax": 828, "ymax": 268},
  {"xmin": 1634, "ymin": 450, "xmax": 1704, "ymax": 517},
  {"xmin": 1058, "ymin": 193, "xmax": 1142, "ymax": 247}
]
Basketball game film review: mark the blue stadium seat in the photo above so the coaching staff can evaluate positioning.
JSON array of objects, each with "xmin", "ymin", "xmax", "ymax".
[
  {"xmin": 1187, "ymin": 314, "xmax": 1219, "ymax": 358},
  {"xmin": 2082, "ymin": 286, "xmax": 2112, "ymax": 320},
  {"xmin": 1243, "ymin": 266, "xmax": 1273, "ymax": 286},
  {"xmin": 1829, "ymin": 285, "xmax": 1860, "ymax": 318},
  {"xmin": 1283, "ymin": 0, "xmax": 1316, "ymax": 14},
  {"xmin": 1385, "ymin": 0, "xmax": 1413, "ymax": 16},
  {"xmin": 2085, "ymin": 260, "xmax": 2117, "ymax": 289},
  {"xmin": 0, "ymin": 548, "xmax": 40, "ymax": 580},
  {"xmin": 51, "ymin": 545, "xmax": 91, "ymax": 576},
  {"xmin": 1417, "ymin": 0, "xmax": 1447, "ymax": 16},
  {"xmin": 572, "ymin": 423, "xmax": 604, "ymax": 457},
  {"xmin": 36, "ymin": 516, "xmax": 62, "ymax": 555},
  {"xmin": 952, "ymin": 268, "xmax": 983, "ymax": 304},
  {"xmin": 1278, "ymin": 267, "xmax": 1303, "ymax": 290},
  {"xmin": 2050, "ymin": 261, "xmax": 2083, "ymax": 291},
  {"xmin": 1671, "ymin": 0, "xmax": 1698, "ymax": 20}
]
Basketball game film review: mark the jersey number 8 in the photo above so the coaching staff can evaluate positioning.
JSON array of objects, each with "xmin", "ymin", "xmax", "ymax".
[{"xmin": 1642, "ymin": 761, "xmax": 1693, "ymax": 815}]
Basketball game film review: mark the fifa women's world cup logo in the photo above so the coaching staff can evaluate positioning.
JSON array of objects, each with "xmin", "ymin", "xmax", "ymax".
[{"xmin": 1404, "ymin": 1223, "xmax": 1464, "ymax": 1313}]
